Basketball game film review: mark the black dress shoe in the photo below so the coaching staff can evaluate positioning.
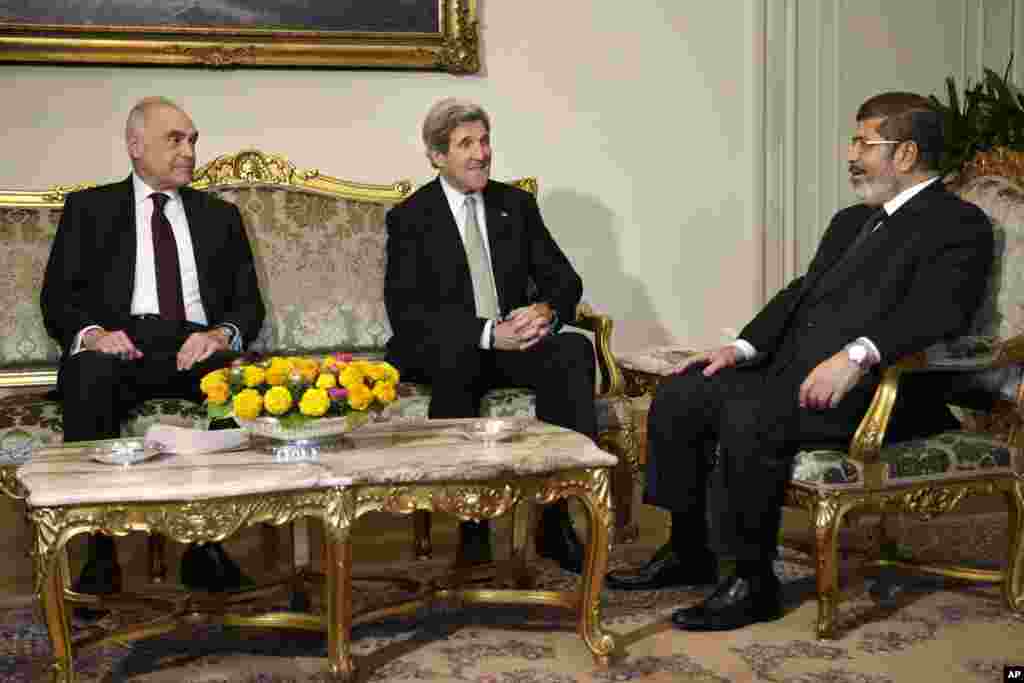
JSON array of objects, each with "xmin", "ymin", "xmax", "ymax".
[
  {"xmin": 605, "ymin": 542, "xmax": 717, "ymax": 590},
  {"xmin": 536, "ymin": 503, "xmax": 585, "ymax": 574},
  {"xmin": 457, "ymin": 520, "xmax": 493, "ymax": 565},
  {"xmin": 181, "ymin": 542, "xmax": 254, "ymax": 592},
  {"xmin": 671, "ymin": 573, "xmax": 782, "ymax": 631},
  {"xmin": 72, "ymin": 534, "xmax": 122, "ymax": 621}
]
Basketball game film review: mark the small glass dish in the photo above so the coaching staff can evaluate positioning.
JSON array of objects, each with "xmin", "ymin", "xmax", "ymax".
[
  {"xmin": 456, "ymin": 419, "xmax": 527, "ymax": 445},
  {"xmin": 86, "ymin": 439, "xmax": 166, "ymax": 466}
]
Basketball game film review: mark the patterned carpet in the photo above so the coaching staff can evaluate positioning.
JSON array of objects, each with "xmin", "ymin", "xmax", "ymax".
[{"xmin": 3, "ymin": 512, "xmax": 1023, "ymax": 682}]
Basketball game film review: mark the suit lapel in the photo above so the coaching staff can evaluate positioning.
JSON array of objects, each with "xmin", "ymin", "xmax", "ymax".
[
  {"xmin": 482, "ymin": 182, "xmax": 510, "ymax": 313},
  {"xmin": 179, "ymin": 187, "xmax": 211, "ymax": 313},
  {"xmin": 425, "ymin": 178, "xmax": 474, "ymax": 290},
  {"xmin": 801, "ymin": 181, "xmax": 946, "ymax": 304},
  {"xmin": 112, "ymin": 177, "xmax": 138, "ymax": 316}
]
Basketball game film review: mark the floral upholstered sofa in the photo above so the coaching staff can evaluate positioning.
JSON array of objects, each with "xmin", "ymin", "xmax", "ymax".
[{"xmin": 0, "ymin": 149, "xmax": 636, "ymax": 542}]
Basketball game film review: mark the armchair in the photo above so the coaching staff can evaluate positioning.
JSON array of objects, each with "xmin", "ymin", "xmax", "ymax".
[{"xmin": 786, "ymin": 168, "xmax": 1024, "ymax": 639}]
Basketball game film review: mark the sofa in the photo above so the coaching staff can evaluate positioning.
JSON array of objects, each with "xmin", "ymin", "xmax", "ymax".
[{"xmin": 0, "ymin": 149, "xmax": 638, "ymax": 554}]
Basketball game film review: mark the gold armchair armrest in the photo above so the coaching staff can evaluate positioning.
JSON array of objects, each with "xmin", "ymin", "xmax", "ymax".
[
  {"xmin": 848, "ymin": 352, "xmax": 927, "ymax": 488},
  {"xmin": 567, "ymin": 302, "xmax": 624, "ymax": 398},
  {"xmin": 850, "ymin": 332, "xmax": 1024, "ymax": 487}
]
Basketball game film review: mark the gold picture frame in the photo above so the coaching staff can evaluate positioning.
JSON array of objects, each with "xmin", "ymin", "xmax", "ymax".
[{"xmin": 0, "ymin": 0, "xmax": 478, "ymax": 73}]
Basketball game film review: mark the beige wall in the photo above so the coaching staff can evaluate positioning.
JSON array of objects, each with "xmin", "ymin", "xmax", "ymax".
[
  {"xmin": 5, "ymin": 1, "xmax": 1019, "ymax": 353},
  {"xmin": 0, "ymin": 1, "xmax": 761, "ymax": 352}
]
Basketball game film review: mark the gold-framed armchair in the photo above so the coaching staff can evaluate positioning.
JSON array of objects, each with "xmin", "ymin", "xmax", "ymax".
[{"xmin": 785, "ymin": 159, "xmax": 1024, "ymax": 639}]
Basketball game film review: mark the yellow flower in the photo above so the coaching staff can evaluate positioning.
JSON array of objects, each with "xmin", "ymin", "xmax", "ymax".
[
  {"xmin": 378, "ymin": 361, "xmax": 400, "ymax": 385},
  {"xmin": 299, "ymin": 387, "xmax": 330, "ymax": 417},
  {"xmin": 320, "ymin": 356, "xmax": 339, "ymax": 373},
  {"xmin": 364, "ymin": 363, "xmax": 387, "ymax": 381},
  {"xmin": 347, "ymin": 383, "xmax": 373, "ymax": 411},
  {"xmin": 200, "ymin": 369, "xmax": 229, "ymax": 395},
  {"xmin": 338, "ymin": 363, "xmax": 365, "ymax": 389},
  {"xmin": 233, "ymin": 388, "xmax": 264, "ymax": 420},
  {"xmin": 243, "ymin": 366, "xmax": 266, "ymax": 388},
  {"xmin": 372, "ymin": 381, "xmax": 396, "ymax": 404},
  {"xmin": 205, "ymin": 381, "xmax": 230, "ymax": 405},
  {"xmin": 264, "ymin": 385, "xmax": 293, "ymax": 415},
  {"xmin": 316, "ymin": 373, "xmax": 337, "ymax": 390},
  {"xmin": 265, "ymin": 357, "xmax": 293, "ymax": 386},
  {"xmin": 296, "ymin": 358, "xmax": 320, "ymax": 383}
]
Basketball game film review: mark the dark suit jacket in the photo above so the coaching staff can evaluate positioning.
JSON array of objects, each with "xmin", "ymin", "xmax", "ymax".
[
  {"xmin": 384, "ymin": 178, "xmax": 582, "ymax": 370},
  {"xmin": 740, "ymin": 180, "xmax": 994, "ymax": 439},
  {"xmin": 40, "ymin": 177, "xmax": 265, "ymax": 355}
]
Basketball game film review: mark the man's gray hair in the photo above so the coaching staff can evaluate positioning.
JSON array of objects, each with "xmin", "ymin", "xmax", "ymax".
[
  {"xmin": 125, "ymin": 96, "xmax": 182, "ymax": 139},
  {"xmin": 422, "ymin": 97, "xmax": 490, "ymax": 167}
]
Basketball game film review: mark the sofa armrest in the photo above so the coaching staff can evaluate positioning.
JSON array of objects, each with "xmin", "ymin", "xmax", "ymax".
[
  {"xmin": 0, "ymin": 367, "xmax": 58, "ymax": 392},
  {"xmin": 566, "ymin": 303, "xmax": 624, "ymax": 398}
]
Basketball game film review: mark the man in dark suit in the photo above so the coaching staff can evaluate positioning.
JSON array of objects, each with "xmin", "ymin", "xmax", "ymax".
[
  {"xmin": 605, "ymin": 93, "xmax": 994, "ymax": 631},
  {"xmin": 40, "ymin": 97, "xmax": 265, "ymax": 608},
  {"xmin": 385, "ymin": 98, "xmax": 596, "ymax": 571}
]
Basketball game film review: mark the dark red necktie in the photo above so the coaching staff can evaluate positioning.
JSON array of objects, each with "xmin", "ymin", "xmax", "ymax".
[{"xmin": 150, "ymin": 193, "xmax": 186, "ymax": 321}]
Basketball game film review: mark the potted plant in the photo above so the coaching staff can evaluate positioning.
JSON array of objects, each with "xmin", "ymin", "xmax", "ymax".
[{"xmin": 930, "ymin": 56, "xmax": 1024, "ymax": 183}]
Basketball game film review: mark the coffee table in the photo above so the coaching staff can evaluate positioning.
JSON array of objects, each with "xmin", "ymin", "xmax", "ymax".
[{"xmin": 16, "ymin": 419, "xmax": 618, "ymax": 682}]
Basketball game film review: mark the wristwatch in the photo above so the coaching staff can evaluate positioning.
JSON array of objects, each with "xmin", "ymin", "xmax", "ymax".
[
  {"xmin": 846, "ymin": 342, "xmax": 872, "ymax": 369},
  {"xmin": 214, "ymin": 324, "xmax": 237, "ymax": 345}
]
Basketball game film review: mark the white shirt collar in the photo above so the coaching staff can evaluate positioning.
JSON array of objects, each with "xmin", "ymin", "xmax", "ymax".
[
  {"xmin": 132, "ymin": 172, "xmax": 182, "ymax": 207},
  {"xmin": 882, "ymin": 175, "xmax": 940, "ymax": 216},
  {"xmin": 438, "ymin": 174, "xmax": 484, "ymax": 216}
]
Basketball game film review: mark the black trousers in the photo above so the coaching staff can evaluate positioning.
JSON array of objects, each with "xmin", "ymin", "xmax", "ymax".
[
  {"xmin": 392, "ymin": 331, "xmax": 597, "ymax": 441},
  {"xmin": 644, "ymin": 363, "xmax": 877, "ymax": 561},
  {"xmin": 59, "ymin": 318, "xmax": 238, "ymax": 442}
]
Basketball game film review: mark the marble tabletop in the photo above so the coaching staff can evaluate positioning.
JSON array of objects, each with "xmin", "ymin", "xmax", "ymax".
[{"xmin": 16, "ymin": 419, "xmax": 616, "ymax": 508}]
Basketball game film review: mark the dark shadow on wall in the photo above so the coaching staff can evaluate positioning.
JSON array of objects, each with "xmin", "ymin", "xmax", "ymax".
[{"xmin": 539, "ymin": 188, "xmax": 673, "ymax": 351}]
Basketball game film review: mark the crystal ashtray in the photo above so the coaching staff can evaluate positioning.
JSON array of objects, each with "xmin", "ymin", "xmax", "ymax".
[
  {"xmin": 455, "ymin": 419, "xmax": 528, "ymax": 444},
  {"xmin": 86, "ymin": 439, "xmax": 166, "ymax": 466}
]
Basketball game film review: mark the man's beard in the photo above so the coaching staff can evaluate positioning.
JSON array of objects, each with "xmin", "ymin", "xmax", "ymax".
[{"xmin": 851, "ymin": 172, "xmax": 900, "ymax": 205}]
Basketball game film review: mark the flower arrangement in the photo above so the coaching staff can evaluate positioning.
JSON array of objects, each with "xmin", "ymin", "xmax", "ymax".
[{"xmin": 200, "ymin": 353, "xmax": 400, "ymax": 430}]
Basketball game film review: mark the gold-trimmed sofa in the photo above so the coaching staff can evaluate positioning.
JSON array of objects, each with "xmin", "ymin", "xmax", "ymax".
[{"xmin": 0, "ymin": 149, "xmax": 637, "ymax": 556}]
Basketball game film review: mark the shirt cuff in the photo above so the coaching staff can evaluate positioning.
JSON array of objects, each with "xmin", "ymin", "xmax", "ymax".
[
  {"xmin": 855, "ymin": 336, "xmax": 881, "ymax": 366},
  {"xmin": 732, "ymin": 339, "xmax": 756, "ymax": 361},
  {"xmin": 71, "ymin": 325, "xmax": 103, "ymax": 355},
  {"xmin": 480, "ymin": 319, "xmax": 494, "ymax": 350}
]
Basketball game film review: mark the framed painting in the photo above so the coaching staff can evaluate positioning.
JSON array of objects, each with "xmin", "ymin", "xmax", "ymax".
[{"xmin": 0, "ymin": 0, "xmax": 478, "ymax": 72}]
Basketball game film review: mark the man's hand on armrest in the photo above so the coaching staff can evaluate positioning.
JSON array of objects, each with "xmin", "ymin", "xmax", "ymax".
[{"xmin": 799, "ymin": 347, "xmax": 871, "ymax": 410}]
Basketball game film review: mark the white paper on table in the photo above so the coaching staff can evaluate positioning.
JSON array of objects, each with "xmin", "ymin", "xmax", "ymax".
[{"xmin": 144, "ymin": 423, "xmax": 248, "ymax": 455}]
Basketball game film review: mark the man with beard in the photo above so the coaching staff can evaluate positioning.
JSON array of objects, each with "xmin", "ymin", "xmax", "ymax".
[
  {"xmin": 41, "ymin": 97, "xmax": 265, "ymax": 613},
  {"xmin": 384, "ymin": 98, "xmax": 595, "ymax": 571},
  {"xmin": 605, "ymin": 92, "xmax": 994, "ymax": 631}
]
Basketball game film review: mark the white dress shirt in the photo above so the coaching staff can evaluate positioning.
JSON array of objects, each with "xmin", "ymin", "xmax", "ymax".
[
  {"xmin": 71, "ymin": 172, "xmax": 212, "ymax": 353},
  {"xmin": 439, "ymin": 175, "xmax": 499, "ymax": 349},
  {"xmin": 732, "ymin": 176, "xmax": 942, "ymax": 366}
]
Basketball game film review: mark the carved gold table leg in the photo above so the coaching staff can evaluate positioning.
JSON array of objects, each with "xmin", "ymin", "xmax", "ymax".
[
  {"xmin": 1004, "ymin": 480, "xmax": 1024, "ymax": 611},
  {"xmin": 40, "ymin": 538, "xmax": 74, "ymax": 682},
  {"xmin": 575, "ymin": 470, "xmax": 616, "ymax": 665},
  {"xmin": 325, "ymin": 534, "xmax": 355, "ymax": 681}
]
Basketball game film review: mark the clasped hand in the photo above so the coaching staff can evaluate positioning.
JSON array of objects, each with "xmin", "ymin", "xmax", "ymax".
[
  {"xmin": 85, "ymin": 328, "xmax": 230, "ymax": 370},
  {"xmin": 493, "ymin": 303, "xmax": 554, "ymax": 351},
  {"xmin": 669, "ymin": 345, "xmax": 865, "ymax": 410}
]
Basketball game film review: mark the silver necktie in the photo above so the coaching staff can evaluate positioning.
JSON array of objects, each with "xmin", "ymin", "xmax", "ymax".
[{"xmin": 462, "ymin": 196, "xmax": 500, "ymax": 319}]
